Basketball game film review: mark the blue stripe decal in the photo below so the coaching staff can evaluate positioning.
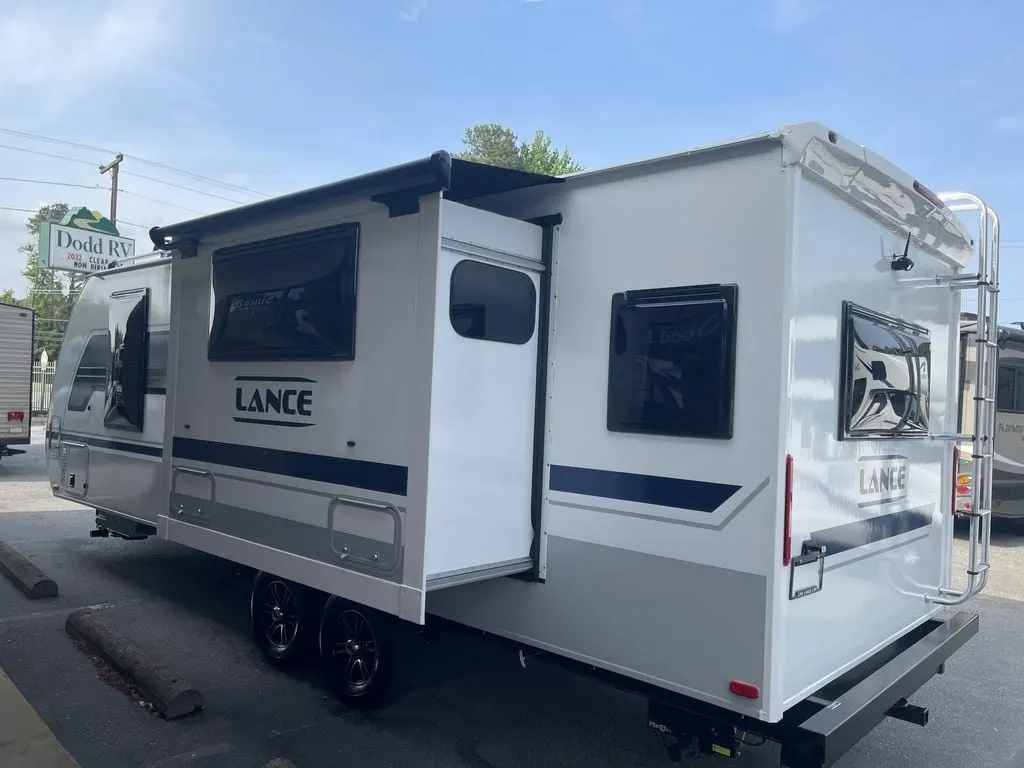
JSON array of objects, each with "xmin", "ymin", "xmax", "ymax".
[
  {"xmin": 548, "ymin": 465, "xmax": 741, "ymax": 513},
  {"xmin": 61, "ymin": 432, "xmax": 163, "ymax": 458},
  {"xmin": 806, "ymin": 504, "xmax": 933, "ymax": 557},
  {"xmin": 172, "ymin": 437, "xmax": 408, "ymax": 496}
]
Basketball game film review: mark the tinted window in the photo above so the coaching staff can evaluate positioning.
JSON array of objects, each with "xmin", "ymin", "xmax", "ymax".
[
  {"xmin": 147, "ymin": 330, "xmax": 168, "ymax": 394},
  {"xmin": 998, "ymin": 365, "xmax": 1016, "ymax": 411},
  {"xmin": 840, "ymin": 302, "xmax": 930, "ymax": 439},
  {"xmin": 997, "ymin": 365, "xmax": 1024, "ymax": 413},
  {"xmin": 104, "ymin": 288, "xmax": 149, "ymax": 432},
  {"xmin": 209, "ymin": 223, "xmax": 360, "ymax": 361},
  {"xmin": 449, "ymin": 260, "xmax": 537, "ymax": 345},
  {"xmin": 606, "ymin": 284, "xmax": 738, "ymax": 440},
  {"xmin": 68, "ymin": 332, "xmax": 110, "ymax": 412}
]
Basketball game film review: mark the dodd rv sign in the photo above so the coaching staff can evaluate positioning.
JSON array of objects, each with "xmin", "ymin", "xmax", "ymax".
[{"xmin": 37, "ymin": 207, "xmax": 135, "ymax": 274}]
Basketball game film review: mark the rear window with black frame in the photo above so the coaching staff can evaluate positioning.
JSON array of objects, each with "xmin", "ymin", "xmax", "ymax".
[
  {"xmin": 208, "ymin": 223, "xmax": 360, "ymax": 362},
  {"xmin": 606, "ymin": 283, "xmax": 738, "ymax": 440},
  {"xmin": 839, "ymin": 302, "xmax": 931, "ymax": 439}
]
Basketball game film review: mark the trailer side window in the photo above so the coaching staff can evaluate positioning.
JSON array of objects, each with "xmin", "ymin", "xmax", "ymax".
[
  {"xmin": 997, "ymin": 364, "xmax": 1024, "ymax": 413},
  {"xmin": 208, "ymin": 223, "xmax": 360, "ymax": 362},
  {"xmin": 839, "ymin": 302, "xmax": 930, "ymax": 439},
  {"xmin": 606, "ymin": 284, "xmax": 738, "ymax": 440},
  {"xmin": 104, "ymin": 288, "xmax": 150, "ymax": 432},
  {"xmin": 146, "ymin": 330, "xmax": 168, "ymax": 395},
  {"xmin": 67, "ymin": 332, "xmax": 110, "ymax": 412},
  {"xmin": 449, "ymin": 260, "xmax": 537, "ymax": 345}
]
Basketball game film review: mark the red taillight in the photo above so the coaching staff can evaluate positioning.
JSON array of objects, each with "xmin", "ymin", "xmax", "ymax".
[
  {"xmin": 729, "ymin": 680, "xmax": 761, "ymax": 700},
  {"xmin": 956, "ymin": 485, "xmax": 971, "ymax": 495},
  {"xmin": 914, "ymin": 180, "xmax": 945, "ymax": 208},
  {"xmin": 7, "ymin": 411, "xmax": 24, "ymax": 421},
  {"xmin": 783, "ymin": 454, "xmax": 794, "ymax": 566}
]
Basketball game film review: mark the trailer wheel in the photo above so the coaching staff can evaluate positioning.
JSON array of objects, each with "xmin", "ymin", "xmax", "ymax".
[
  {"xmin": 250, "ymin": 571, "xmax": 318, "ymax": 667},
  {"xmin": 318, "ymin": 596, "xmax": 395, "ymax": 710}
]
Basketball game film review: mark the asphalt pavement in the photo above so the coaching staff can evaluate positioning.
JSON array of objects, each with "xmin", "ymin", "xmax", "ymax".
[{"xmin": 1, "ymin": 429, "xmax": 1023, "ymax": 767}]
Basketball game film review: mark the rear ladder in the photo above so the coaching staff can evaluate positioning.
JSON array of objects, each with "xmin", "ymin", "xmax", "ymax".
[{"xmin": 916, "ymin": 193, "xmax": 1000, "ymax": 604}]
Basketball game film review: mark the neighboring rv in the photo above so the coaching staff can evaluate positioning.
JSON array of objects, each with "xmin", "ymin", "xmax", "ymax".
[
  {"xmin": 956, "ymin": 313, "xmax": 1024, "ymax": 522},
  {"xmin": 0, "ymin": 303, "xmax": 34, "ymax": 461},
  {"xmin": 48, "ymin": 123, "xmax": 999, "ymax": 767},
  {"xmin": 44, "ymin": 253, "xmax": 169, "ymax": 537}
]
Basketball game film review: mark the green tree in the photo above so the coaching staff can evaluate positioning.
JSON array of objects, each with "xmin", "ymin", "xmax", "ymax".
[
  {"xmin": 0, "ymin": 289, "xmax": 20, "ymax": 305},
  {"xmin": 456, "ymin": 123, "xmax": 584, "ymax": 175},
  {"xmin": 15, "ymin": 203, "xmax": 82, "ymax": 359}
]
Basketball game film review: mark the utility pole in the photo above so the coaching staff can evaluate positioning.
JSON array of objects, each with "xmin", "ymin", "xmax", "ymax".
[{"xmin": 99, "ymin": 153, "xmax": 124, "ymax": 224}]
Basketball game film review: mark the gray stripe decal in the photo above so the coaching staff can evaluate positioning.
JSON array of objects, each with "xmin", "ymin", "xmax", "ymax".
[
  {"xmin": 171, "ymin": 493, "xmax": 404, "ymax": 582},
  {"xmin": 549, "ymin": 476, "xmax": 770, "ymax": 530}
]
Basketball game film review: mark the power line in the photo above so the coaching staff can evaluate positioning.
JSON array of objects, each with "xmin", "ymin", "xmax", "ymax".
[
  {"xmin": 118, "ymin": 188, "xmax": 206, "ymax": 215},
  {"xmin": 0, "ymin": 127, "xmax": 113, "ymax": 156},
  {"xmin": 0, "ymin": 143, "xmax": 97, "ymax": 167},
  {"xmin": 0, "ymin": 176, "xmax": 104, "ymax": 191},
  {"xmin": 119, "ymin": 170, "xmax": 245, "ymax": 205},
  {"xmin": 123, "ymin": 154, "xmax": 268, "ymax": 198},
  {"xmin": 0, "ymin": 126, "xmax": 268, "ymax": 200}
]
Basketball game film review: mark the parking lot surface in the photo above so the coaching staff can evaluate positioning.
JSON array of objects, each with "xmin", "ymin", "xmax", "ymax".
[{"xmin": 1, "ymin": 430, "xmax": 1023, "ymax": 767}]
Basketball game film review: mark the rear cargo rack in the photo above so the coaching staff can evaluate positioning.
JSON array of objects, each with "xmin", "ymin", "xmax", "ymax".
[{"xmin": 926, "ymin": 193, "xmax": 1000, "ymax": 605}]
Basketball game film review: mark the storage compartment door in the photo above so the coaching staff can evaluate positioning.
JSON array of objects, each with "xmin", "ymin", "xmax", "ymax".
[{"xmin": 59, "ymin": 441, "xmax": 90, "ymax": 498}]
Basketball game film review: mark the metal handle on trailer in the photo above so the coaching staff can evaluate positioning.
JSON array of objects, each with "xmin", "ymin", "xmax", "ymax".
[
  {"xmin": 926, "ymin": 192, "xmax": 1000, "ymax": 605},
  {"xmin": 327, "ymin": 495, "xmax": 404, "ymax": 574}
]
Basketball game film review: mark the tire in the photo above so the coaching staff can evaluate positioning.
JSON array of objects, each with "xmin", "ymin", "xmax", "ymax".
[
  {"xmin": 319, "ymin": 596, "xmax": 395, "ymax": 710},
  {"xmin": 250, "ymin": 571, "xmax": 319, "ymax": 667}
]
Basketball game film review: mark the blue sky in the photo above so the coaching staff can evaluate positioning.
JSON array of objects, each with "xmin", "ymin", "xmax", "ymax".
[{"xmin": 1, "ymin": 0, "xmax": 1022, "ymax": 313}]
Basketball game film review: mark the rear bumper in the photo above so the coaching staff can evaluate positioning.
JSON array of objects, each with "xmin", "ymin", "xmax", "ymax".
[
  {"xmin": 778, "ymin": 611, "xmax": 979, "ymax": 767},
  {"xmin": 648, "ymin": 610, "xmax": 979, "ymax": 767}
]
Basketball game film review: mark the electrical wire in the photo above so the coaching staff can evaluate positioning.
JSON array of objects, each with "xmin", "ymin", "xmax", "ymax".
[
  {"xmin": 0, "ymin": 126, "xmax": 268, "ymax": 199},
  {"xmin": 0, "ymin": 176, "xmax": 104, "ymax": 191},
  {"xmin": 119, "ymin": 170, "xmax": 245, "ymax": 205}
]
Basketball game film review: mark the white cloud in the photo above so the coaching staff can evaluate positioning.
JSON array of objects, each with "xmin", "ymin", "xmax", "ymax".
[
  {"xmin": 402, "ymin": 0, "xmax": 430, "ymax": 22},
  {"xmin": 991, "ymin": 116, "xmax": 1022, "ymax": 133},
  {"xmin": 0, "ymin": 1, "xmax": 170, "ymax": 118}
]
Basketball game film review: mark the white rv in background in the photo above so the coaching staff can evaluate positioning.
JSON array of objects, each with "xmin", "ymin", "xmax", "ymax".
[
  {"xmin": 956, "ymin": 313, "xmax": 1024, "ymax": 522},
  {"xmin": 47, "ymin": 123, "xmax": 1000, "ymax": 767},
  {"xmin": 0, "ymin": 302, "xmax": 34, "ymax": 461}
]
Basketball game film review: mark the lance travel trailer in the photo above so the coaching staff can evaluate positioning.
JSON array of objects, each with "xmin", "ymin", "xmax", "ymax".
[
  {"xmin": 46, "ymin": 123, "xmax": 999, "ymax": 767},
  {"xmin": 955, "ymin": 312, "xmax": 1024, "ymax": 522},
  {"xmin": 0, "ymin": 302, "xmax": 34, "ymax": 461}
]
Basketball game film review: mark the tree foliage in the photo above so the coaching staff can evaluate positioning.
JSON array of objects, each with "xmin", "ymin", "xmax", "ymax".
[
  {"xmin": 456, "ymin": 123, "xmax": 584, "ymax": 175},
  {"xmin": 8, "ymin": 203, "xmax": 84, "ymax": 360}
]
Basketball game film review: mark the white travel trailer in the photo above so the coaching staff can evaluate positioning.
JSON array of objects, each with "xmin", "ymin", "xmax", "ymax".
[
  {"xmin": 0, "ymin": 302, "xmax": 34, "ymax": 460},
  {"xmin": 48, "ymin": 123, "xmax": 999, "ymax": 767},
  {"xmin": 44, "ymin": 253, "xmax": 170, "ymax": 537},
  {"xmin": 956, "ymin": 313, "xmax": 1024, "ymax": 522}
]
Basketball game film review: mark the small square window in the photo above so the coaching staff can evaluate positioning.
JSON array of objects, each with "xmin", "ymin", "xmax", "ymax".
[
  {"xmin": 606, "ymin": 284, "xmax": 738, "ymax": 440},
  {"xmin": 449, "ymin": 259, "xmax": 537, "ymax": 345}
]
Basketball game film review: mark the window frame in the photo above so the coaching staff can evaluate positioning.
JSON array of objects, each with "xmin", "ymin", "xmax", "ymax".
[
  {"xmin": 67, "ymin": 331, "xmax": 111, "ymax": 413},
  {"xmin": 448, "ymin": 258, "xmax": 538, "ymax": 346},
  {"xmin": 997, "ymin": 361, "xmax": 1024, "ymax": 414},
  {"xmin": 207, "ymin": 222, "xmax": 361, "ymax": 363},
  {"xmin": 837, "ymin": 301, "xmax": 932, "ymax": 441},
  {"xmin": 103, "ymin": 287, "xmax": 150, "ymax": 432},
  {"xmin": 605, "ymin": 283, "xmax": 739, "ymax": 441}
]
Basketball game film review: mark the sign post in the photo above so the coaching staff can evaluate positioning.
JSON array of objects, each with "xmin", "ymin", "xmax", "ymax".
[{"xmin": 37, "ymin": 207, "xmax": 136, "ymax": 275}]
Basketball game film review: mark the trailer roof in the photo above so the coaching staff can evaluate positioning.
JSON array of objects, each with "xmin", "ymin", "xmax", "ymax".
[
  {"xmin": 148, "ymin": 152, "xmax": 562, "ymax": 249},
  {"xmin": 961, "ymin": 311, "xmax": 1024, "ymax": 347}
]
